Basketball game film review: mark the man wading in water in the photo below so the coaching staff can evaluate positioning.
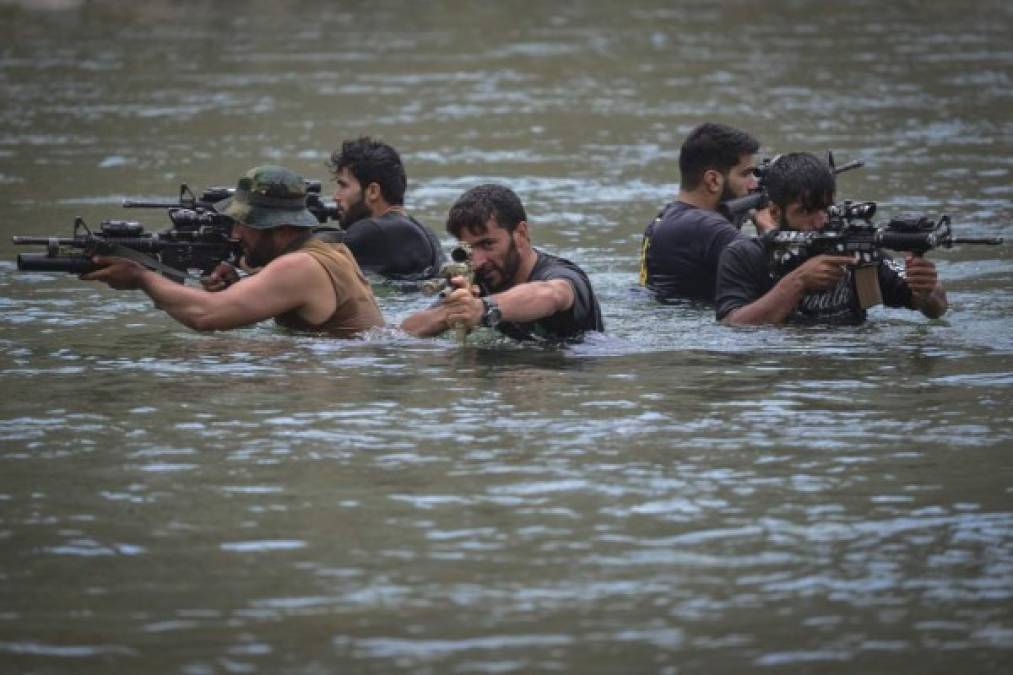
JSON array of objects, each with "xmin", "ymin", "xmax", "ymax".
[
  {"xmin": 402, "ymin": 183, "xmax": 604, "ymax": 343},
  {"xmin": 715, "ymin": 152, "xmax": 948, "ymax": 325},
  {"xmin": 82, "ymin": 165, "xmax": 384, "ymax": 337}
]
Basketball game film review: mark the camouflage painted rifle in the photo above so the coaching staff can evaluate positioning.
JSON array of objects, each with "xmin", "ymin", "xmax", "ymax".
[{"xmin": 421, "ymin": 244, "xmax": 473, "ymax": 344}]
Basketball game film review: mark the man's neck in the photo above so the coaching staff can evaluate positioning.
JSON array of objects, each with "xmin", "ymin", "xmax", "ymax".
[
  {"xmin": 676, "ymin": 189, "xmax": 718, "ymax": 212},
  {"xmin": 511, "ymin": 248, "xmax": 539, "ymax": 288},
  {"xmin": 274, "ymin": 228, "xmax": 313, "ymax": 256},
  {"xmin": 369, "ymin": 199, "xmax": 405, "ymax": 219}
]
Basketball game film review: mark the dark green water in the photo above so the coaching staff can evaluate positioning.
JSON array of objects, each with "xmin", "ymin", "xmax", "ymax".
[{"xmin": 1, "ymin": 1, "xmax": 1011, "ymax": 673}]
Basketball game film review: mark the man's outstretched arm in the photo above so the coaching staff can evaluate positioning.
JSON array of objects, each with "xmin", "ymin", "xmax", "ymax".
[
  {"xmin": 401, "ymin": 276, "xmax": 575, "ymax": 336},
  {"xmin": 81, "ymin": 254, "xmax": 322, "ymax": 331}
]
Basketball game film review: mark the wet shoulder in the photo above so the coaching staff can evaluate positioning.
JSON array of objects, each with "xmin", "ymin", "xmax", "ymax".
[{"xmin": 529, "ymin": 250, "xmax": 592, "ymax": 282}]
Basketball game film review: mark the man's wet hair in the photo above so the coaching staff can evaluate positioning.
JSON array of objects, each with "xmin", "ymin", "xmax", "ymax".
[
  {"xmin": 328, "ymin": 137, "xmax": 407, "ymax": 205},
  {"xmin": 678, "ymin": 123, "xmax": 760, "ymax": 190},
  {"xmin": 765, "ymin": 152, "xmax": 836, "ymax": 212},
  {"xmin": 447, "ymin": 184, "xmax": 528, "ymax": 237}
]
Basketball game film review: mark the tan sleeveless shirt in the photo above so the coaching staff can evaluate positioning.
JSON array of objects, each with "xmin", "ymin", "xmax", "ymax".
[{"xmin": 274, "ymin": 238, "xmax": 384, "ymax": 337}]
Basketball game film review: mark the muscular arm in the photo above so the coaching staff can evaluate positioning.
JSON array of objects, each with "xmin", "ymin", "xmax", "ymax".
[
  {"xmin": 83, "ymin": 253, "xmax": 332, "ymax": 331},
  {"xmin": 489, "ymin": 279, "xmax": 575, "ymax": 323}
]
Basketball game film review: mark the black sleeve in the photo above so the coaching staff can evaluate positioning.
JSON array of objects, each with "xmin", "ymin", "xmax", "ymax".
[
  {"xmin": 878, "ymin": 257, "xmax": 914, "ymax": 309},
  {"xmin": 704, "ymin": 218, "xmax": 746, "ymax": 278},
  {"xmin": 715, "ymin": 240, "xmax": 771, "ymax": 321},
  {"xmin": 543, "ymin": 266, "xmax": 594, "ymax": 326}
]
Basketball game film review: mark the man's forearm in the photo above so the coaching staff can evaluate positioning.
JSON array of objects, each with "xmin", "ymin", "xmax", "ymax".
[
  {"xmin": 401, "ymin": 306, "xmax": 449, "ymax": 337},
  {"xmin": 722, "ymin": 273, "xmax": 805, "ymax": 326},
  {"xmin": 914, "ymin": 284, "xmax": 948, "ymax": 319},
  {"xmin": 493, "ymin": 280, "xmax": 573, "ymax": 323},
  {"xmin": 138, "ymin": 271, "xmax": 232, "ymax": 330}
]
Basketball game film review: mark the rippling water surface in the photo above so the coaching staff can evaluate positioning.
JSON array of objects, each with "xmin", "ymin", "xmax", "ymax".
[{"xmin": 1, "ymin": 1, "xmax": 1011, "ymax": 673}]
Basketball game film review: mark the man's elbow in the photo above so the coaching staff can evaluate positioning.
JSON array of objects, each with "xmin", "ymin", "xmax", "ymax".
[
  {"xmin": 720, "ymin": 304, "xmax": 773, "ymax": 327},
  {"xmin": 717, "ymin": 303, "xmax": 745, "ymax": 326},
  {"xmin": 720, "ymin": 309, "xmax": 745, "ymax": 326},
  {"xmin": 184, "ymin": 314, "xmax": 221, "ymax": 332},
  {"xmin": 182, "ymin": 310, "xmax": 239, "ymax": 332},
  {"xmin": 542, "ymin": 283, "xmax": 574, "ymax": 314}
]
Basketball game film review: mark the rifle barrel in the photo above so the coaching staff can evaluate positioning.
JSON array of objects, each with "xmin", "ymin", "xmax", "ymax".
[
  {"xmin": 722, "ymin": 191, "xmax": 768, "ymax": 217},
  {"xmin": 122, "ymin": 200, "xmax": 179, "ymax": 208},
  {"xmin": 833, "ymin": 160, "xmax": 864, "ymax": 174},
  {"xmin": 952, "ymin": 236, "xmax": 1004, "ymax": 245},
  {"xmin": 12, "ymin": 236, "xmax": 77, "ymax": 245}
]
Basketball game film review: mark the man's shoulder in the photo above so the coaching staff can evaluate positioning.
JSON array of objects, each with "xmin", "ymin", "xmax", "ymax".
[
  {"xmin": 658, "ymin": 201, "xmax": 734, "ymax": 230},
  {"xmin": 250, "ymin": 248, "xmax": 330, "ymax": 291},
  {"xmin": 373, "ymin": 211, "xmax": 431, "ymax": 230},
  {"xmin": 723, "ymin": 235, "xmax": 766, "ymax": 259},
  {"xmin": 529, "ymin": 250, "xmax": 591, "ymax": 282},
  {"xmin": 344, "ymin": 216, "xmax": 384, "ymax": 236},
  {"xmin": 347, "ymin": 212, "xmax": 436, "ymax": 239}
]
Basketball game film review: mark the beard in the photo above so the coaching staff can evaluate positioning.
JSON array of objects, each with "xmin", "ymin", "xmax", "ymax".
[
  {"xmin": 339, "ymin": 195, "xmax": 372, "ymax": 228},
  {"xmin": 243, "ymin": 236, "xmax": 277, "ymax": 268},
  {"xmin": 719, "ymin": 178, "xmax": 741, "ymax": 203},
  {"xmin": 478, "ymin": 238, "xmax": 523, "ymax": 293}
]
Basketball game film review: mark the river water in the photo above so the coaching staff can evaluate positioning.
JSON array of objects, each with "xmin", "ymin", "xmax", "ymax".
[{"xmin": 1, "ymin": 1, "xmax": 1011, "ymax": 673}]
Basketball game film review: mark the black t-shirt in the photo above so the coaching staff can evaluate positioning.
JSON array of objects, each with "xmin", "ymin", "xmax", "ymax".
[
  {"xmin": 483, "ymin": 250, "xmax": 605, "ymax": 342},
  {"xmin": 640, "ymin": 201, "xmax": 746, "ymax": 302},
  {"xmin": 317, "ymin": 212, "xmax": 444, "ymax": 280},
  {"xmin": 715, "ymin": 237, "xmax": 914, "ymax": 323}
]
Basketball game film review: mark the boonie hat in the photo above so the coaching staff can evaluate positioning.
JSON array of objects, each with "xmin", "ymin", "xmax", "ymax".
[{"xmin": 215, "ymin": 165, "xmax": 319, "ymax": 229}]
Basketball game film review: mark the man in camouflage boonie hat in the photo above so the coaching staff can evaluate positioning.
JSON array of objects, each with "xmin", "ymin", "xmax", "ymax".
[
  {"xmin": 81, "ymin": 164, "xmax": 384, "ymax": 337},
  {"xmin": 215, "ymin": 165, "xmax": 319, "ymax": 229}
]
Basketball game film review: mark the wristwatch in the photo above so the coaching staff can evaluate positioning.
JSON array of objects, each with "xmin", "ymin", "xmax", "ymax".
[{"xmin": 479, "ymin": 296, "xmax": 502, "ymax": 328}]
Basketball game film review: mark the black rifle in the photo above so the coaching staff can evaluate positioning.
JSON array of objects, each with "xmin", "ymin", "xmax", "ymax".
[
  {"xmin": 122, "ymin": 180, "xmax": 341, "ymax": 224},
  {"xmin": 720, "ymin": 151, "xmax": 865, "ymax": 224},
  {"xmin": 765, "ymin": 199, "xmax": 1003, "ymax": 274},
  {"xmin": 13, "ymin": 212, "xmax": 239, "ymax": 283}
]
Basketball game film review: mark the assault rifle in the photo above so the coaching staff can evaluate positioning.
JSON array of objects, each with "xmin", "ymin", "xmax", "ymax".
[
  {"xmin": 720, "ymin": 151, "xmax": 864, "ymax": 224},
  {"xmin": 13, "ymin": 211, "xmax": 239, "ymax": 283},
  {"xmin": 765, "ymin": 199, "xmax": 1003, "ymax": 273},
  {"xmin": 122, "ymin": 180, "xmax": 341, "ymax": 224}
]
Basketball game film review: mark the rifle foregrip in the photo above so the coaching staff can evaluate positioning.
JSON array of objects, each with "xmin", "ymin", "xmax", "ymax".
[{"xmin": 878, "ymin": 231, "xmax": 934, "ymax": 254}]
